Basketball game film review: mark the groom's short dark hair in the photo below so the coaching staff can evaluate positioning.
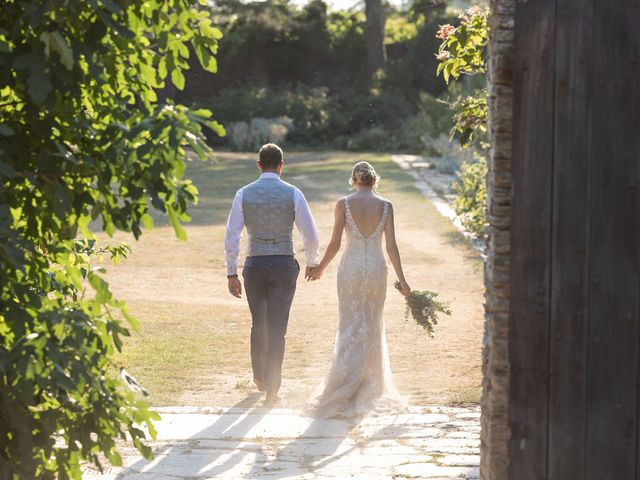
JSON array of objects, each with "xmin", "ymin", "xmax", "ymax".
[{"xmin": 259, "ymin": 143, "xmax": 283, "ymax": 170}]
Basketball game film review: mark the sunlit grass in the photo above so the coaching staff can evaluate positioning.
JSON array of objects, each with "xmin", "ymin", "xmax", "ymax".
[{"xmin": 105, "ymin": 151, "xmax": 484, "ymax": 407}]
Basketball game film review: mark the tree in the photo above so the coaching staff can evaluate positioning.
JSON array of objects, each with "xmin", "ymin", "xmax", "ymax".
[
  {"xmin": 0, "ymin": 0, "xmax": 223, "ymax": 478},
  {"xmin": 364, "ymin": 0, "xmax": 386, "ymax": 75}
]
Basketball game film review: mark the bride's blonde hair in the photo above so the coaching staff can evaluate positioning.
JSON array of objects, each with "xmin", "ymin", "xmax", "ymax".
[{"xmin": 349, "ymin": 161, "xmax": 380, "ymax": 190}]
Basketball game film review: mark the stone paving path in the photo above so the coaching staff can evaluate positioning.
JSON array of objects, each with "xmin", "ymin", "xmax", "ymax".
[{"xmin": 84, "ymin": 402, "xmax": 480, "ymax": 479}]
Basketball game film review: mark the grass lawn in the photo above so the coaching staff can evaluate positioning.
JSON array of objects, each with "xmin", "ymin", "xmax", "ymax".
[{"xmin": 100, "ymin": 151, "xmax": 484, "ymax": 407}]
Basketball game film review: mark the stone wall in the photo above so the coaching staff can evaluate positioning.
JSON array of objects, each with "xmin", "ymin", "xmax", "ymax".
[{"xmin": 480, "ymin": 0, "xmax": 514, "ymax": 478}]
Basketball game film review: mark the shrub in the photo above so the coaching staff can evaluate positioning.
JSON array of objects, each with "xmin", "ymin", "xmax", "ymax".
[
  {"xmin": 417, "ymin": 92, "xmax": 454, "ymax": 142},
  {"xmin": 435, "ymin": 6, "xmax": 489, "ymax": 147},
  {"xmin": 394, "ymin": 115, "xmax": 431, "ymax": 152},
  {"xmin": 452, "ymin": 152, "xmax": 488, "ymax": 237},
  {"xmin": 226, "ymin": 117, "xmax": 293, "ymax": 150},
  {"xmin": 337, "ymin": 89, "xmax": 414, "ymax": 132},
  {"xmin": 346, "ymin": 126, "xmax": 393, "ymax": 152},
  {"xmin": 205, "ymin": 85, "xmax": 430, "ymax": 152},
  {"xmin": 423, "ymin": 133, "xmax": 475, "ymax": 167},
  {"xmin": 205, "ymin": 86, "xmax": 331, "ymax": 146},
  {"xmin": 434, "ymin": 6, "xmax": 490, "ymax": 238}
]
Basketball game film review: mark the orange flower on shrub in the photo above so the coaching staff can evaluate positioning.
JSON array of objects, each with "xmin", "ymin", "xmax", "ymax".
[
  {"xmin": 461, "ymin": 6, "xmax": 489, "ymax": 23},
  {"xmin": 436, "ymin": 24, "xmax": 456, "ymax": 40}
]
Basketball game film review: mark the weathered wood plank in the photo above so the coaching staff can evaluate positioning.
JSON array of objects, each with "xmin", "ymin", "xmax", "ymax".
[
  {"xmin": 508, "ymin": 0, "xmax": 556, "ymax": 478},
  {"xmin": 547, "ymin": 0, "xmax": 593, "ymax": 478},
  {"xmin": 585, "ymin": 1, "xmax": 640, "ymax": 479}
]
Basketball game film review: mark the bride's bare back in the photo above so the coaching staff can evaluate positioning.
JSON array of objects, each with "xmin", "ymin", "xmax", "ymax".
[{"xmin": 344, "ymin": 192, "xmax": 387, "ymax": 238}]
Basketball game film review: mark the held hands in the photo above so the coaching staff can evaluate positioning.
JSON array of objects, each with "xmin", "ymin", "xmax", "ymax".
[{"xmin": 305, "ymin": 265, "xmax": 323, "ymax": 281}]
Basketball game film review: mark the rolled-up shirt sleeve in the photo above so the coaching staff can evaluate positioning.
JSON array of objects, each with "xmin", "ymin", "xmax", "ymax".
[
  {"xmin": 293, "ymin": 188, "xmax": 320, "ymax": 267},
  {"xmin": 224, "ymin": 190, "xmax": 244, "ymax": 276}
]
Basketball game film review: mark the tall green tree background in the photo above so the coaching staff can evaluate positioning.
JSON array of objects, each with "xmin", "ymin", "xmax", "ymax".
[
  {"xmin": 174, "ymin": 0, "xmax": 465, "ymax": 152},
  {"xmin": 0, "ymin": 0, "xmax": 223, "ymax": 478}
]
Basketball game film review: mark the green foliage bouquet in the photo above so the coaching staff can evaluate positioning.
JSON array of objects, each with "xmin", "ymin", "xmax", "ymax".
[{"xmin": 395, "ymin": 282, "xmax": 452, "ymax": 337}]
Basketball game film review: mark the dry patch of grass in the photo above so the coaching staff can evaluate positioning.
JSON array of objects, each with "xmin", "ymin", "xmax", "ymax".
[
  {"xmin": 116, "ymin": 302, "xmax": 248, "ymax": 405},
  {"xmin": 102, "ymin": 151, "xmax": 484, "ymax": 408}
]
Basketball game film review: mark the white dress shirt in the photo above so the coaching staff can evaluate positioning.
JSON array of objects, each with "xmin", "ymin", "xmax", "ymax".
[{"xmin": 224, "ymin": 172, "xmax": 320, "ymax": 276}]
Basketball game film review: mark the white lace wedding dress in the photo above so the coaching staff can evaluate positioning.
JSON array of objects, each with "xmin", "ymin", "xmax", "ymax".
[{"xmin": 306, "ymin": 198, "xmax": 406, "ymax": 418}]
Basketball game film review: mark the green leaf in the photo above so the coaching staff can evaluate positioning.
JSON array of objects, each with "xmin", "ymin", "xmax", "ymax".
[
  {"xmin": 78, "ymin": 214, "xmax": 95, "ymax": 240},
  {"xmin": 177, "ymin": 41, "xmax": 189, "ymax": 59},
  {"xmin": 117, "ymin": 301, "xmax": 139, "ymax": 331},
  {"xmin": 170, "ymin": 69, "xmax": 185, "ymax": 90},
  {"xmin": 67, "ymin": 264, "xmax": 85, "ymax": 287},
  {"xmin": 185, "ymin": 132, "xmax": 206, "ymax": 159},
  {"xmin": 206, "ymin": 120, "xmax": 225, "ymax": 137},
  {"xmin": 189, "ymin": 108, "xmax": 212, "ymax": 120},
  {"xmin": 140, "ymin": 213, "xmax": 154, "ymax": 230},
  {"xmin": 194, "ymin": 45, "xmax": 217, "ymax": 73},
  {"xmin": 101, "ymin": 0, "xmax": 123, "ymax": 14},
  {"xmin": 166, "ymin": 204, "xmax": 187, "ymax": 241},
  {"xmin": 40, "ymin": 31, "xmax": 74, "ymax": 70},
  {"xmin": 139, "ymin": 62, "xmax": 156, "ymax": 86},
  {"xmin": 27, "ymin": 69, "xmax": 53, "ymax": 103},
  {"xmin": 106, "ymin": 450, "xmax": 122, "ymax": 467}
]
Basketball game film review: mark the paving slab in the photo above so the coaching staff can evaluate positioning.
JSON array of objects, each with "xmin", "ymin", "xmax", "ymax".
[{"xmin": 82, "ymin": 404, "xmax": 480, "ymax": 479}]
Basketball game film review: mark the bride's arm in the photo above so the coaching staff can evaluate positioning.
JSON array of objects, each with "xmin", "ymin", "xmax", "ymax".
[
  {"xmin": 384, "ymin": 203, "xmax": 411, "ymax": 296},
  {"xmin": 310, "ymin": 199, "xmax": 346, "ymax": 279}
]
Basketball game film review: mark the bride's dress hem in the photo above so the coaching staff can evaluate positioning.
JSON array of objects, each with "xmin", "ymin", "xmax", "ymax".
[{"xmin": 303, "ymin": 395, "xmax": 409, "ymax": 419}]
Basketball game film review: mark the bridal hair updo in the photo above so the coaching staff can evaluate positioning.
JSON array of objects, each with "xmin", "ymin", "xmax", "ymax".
[{"xmin": 350, "ymin": 161, "xmax": 380, "ymax": 190}]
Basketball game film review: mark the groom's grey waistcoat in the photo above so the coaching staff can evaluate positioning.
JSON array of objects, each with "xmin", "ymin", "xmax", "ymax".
[{"xmin": 242, "ymin": 178, "xmax": 296, "ymax": 257}]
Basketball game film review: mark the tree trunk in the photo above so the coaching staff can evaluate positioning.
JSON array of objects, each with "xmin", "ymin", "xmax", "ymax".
[{"xmin": 364, "ymin": 0, "xmax": 386, "ymax": 75}]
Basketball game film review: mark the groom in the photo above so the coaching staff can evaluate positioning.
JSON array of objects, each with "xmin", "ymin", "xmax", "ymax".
[{"xmin": 224, "ymin": 143, "xmax": 320, "ymax": 405}]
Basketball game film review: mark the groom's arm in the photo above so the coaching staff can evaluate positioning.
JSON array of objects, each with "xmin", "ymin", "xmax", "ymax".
[
  {"xmin": 293, "ymin": 188, "xmax": 320, "ymax": 270},
  {"xmin": 224, "ymin": 190, "xmax": 244, "ymax": 297}
]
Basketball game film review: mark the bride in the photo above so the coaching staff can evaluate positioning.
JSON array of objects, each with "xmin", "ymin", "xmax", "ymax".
[{"xmin": 305, "ymin": 161, "xmax": 411, "ymax": 418}]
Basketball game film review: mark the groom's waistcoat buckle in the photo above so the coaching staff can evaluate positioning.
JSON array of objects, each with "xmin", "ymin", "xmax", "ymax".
[{"xmin": 255, "ymin": 237, "xmax": 277, "ymax": 244}]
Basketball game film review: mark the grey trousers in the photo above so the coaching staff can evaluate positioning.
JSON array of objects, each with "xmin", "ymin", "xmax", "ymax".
[{"xmin": 242, "ymin": 255, "xmax": 299, "ymax": 395}]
